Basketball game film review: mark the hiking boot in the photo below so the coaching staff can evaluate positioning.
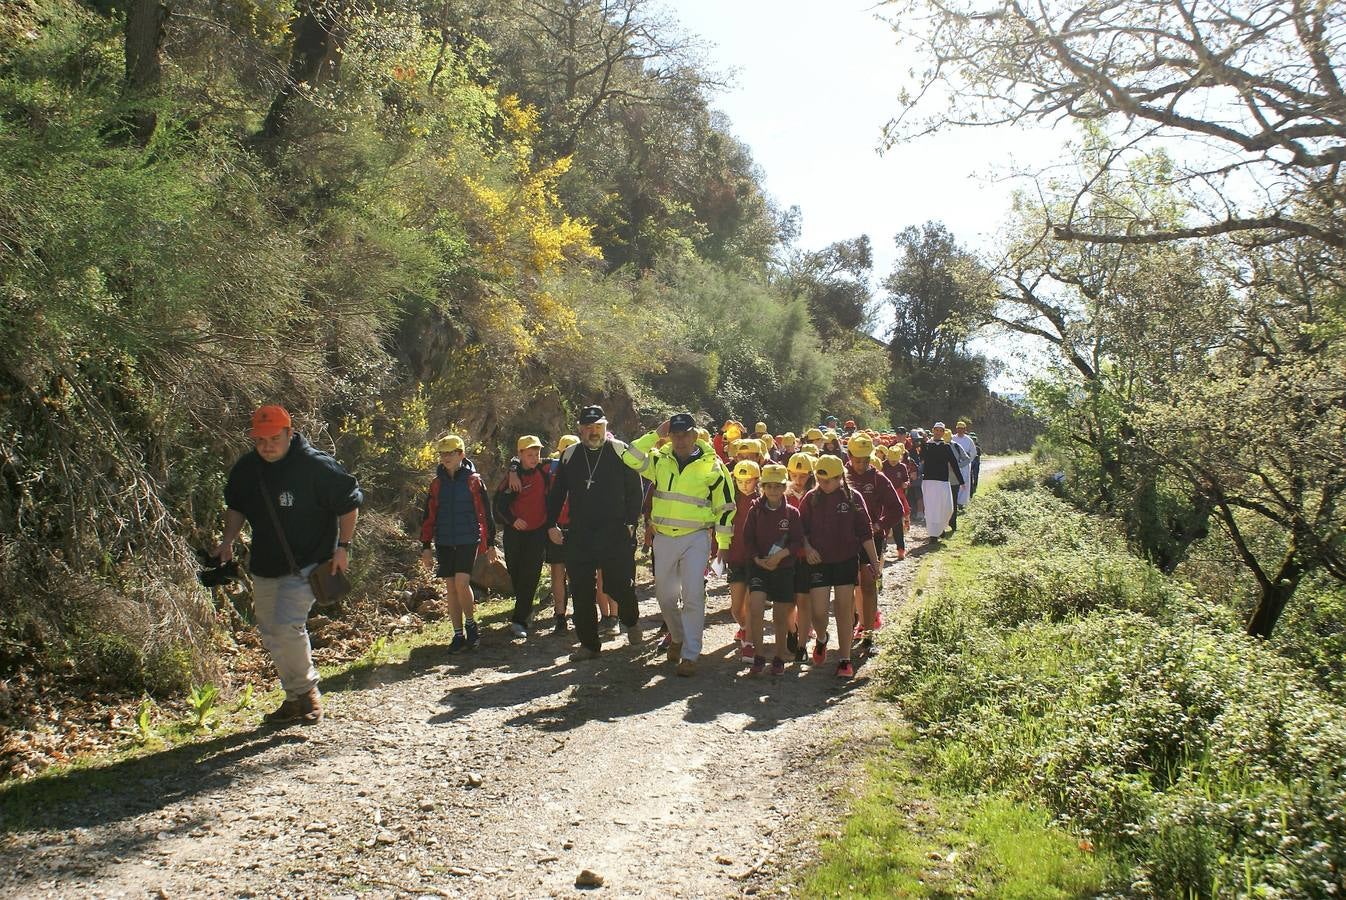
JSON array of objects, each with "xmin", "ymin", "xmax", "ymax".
[
  {"xmin": 465, "ymin": 619, "xmax": 480, "ymax": 648},
  {"xmin": 447, "ymin": 631, "xmax": 467, "ymax": 653},
  {"xmin": 770, "ymin": 657, "xmax": 786, "ymax": 677},
  {"xmin": 835, "ymin": 659, "xmax": 854, "ymax": 679},
  {"xmin": 263, "ymin": 697, "xmax": 303, "ymax": 725},
  {"xmin": 675, "ymin": 659, "xmax": 696, "ymax": 677},
  {"xmin": 509, "ymin": 622, "xmax": 528, "ymax": 639},
  {"xmin": 667, "ymin": 641, "xmax": 682, "ymax": 664},
  {"xmin": 811, "ymin": 635, "xmax": 828, "ymax": 666},
  {"xmin": 552, "ymin": 614, "xmax": 568, "ymax": 635},
  {"xmin": 568, "ymin": 647, "xmax": 601, "ymax": 662},
  {"xmin": 627, "ymin": 624, "xmax": 644, "ymax": 646},
  {"xmin": 297, "ymin": 687, "xmax": 323, "ymax": 725},
  {"xmin": 749, "ymin": 655, "xmax": 766, "ymax": 677},
  {"xmin": 786, "ymin": 630, "xmax": 800, "ymax": 654}
]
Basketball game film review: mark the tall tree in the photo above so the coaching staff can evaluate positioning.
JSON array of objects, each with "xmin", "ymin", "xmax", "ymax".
[
  {"xmin": 881, "ymin": 0, "xmax": 1346, "ymax": 250},
  {"xmin": 122, "ymin": 0, "xmax": 171, "ymax": 144},
  {"xmin": 884, "ymin": 221, "xmax": 991, "ymax": 425}
]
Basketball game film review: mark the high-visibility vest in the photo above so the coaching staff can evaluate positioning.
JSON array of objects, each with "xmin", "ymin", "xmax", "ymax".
[{"xmin": 619, "ymin": 432, "xmax": 736, "ymax": 549}]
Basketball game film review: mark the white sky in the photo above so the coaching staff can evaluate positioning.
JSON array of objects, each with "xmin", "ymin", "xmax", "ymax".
[{"xmin": 670, "ymin": 0, "xmax": 1069, "ymax": 386}]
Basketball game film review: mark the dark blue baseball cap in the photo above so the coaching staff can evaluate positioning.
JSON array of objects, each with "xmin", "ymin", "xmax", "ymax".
[
  {"xmin": 669, "ymin": 412, "xmax": 695, "ymax": 433},
  {"xmin": 578, "ymin": 405, "xmax": 607, "ymax": 425}
]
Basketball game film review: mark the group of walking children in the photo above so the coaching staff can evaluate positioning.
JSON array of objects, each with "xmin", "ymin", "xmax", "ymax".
[{"xmin": 418, "ymin": 410, "xmax": 981, "ymax": 681}]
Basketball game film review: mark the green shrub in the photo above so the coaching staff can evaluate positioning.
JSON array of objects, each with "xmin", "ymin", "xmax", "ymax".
[
  {"xmin": 981, "ymin": 551, "xmax": 1189, "ymax": 625},
  {"xmin": 75, "ymin": 632, "xmax": 146, "ymax": 691},
  {"xmin": 1270, "ymin": 578, "xmax": 1346, "ymax": 697},
  {"xmin": 889, "ymin": 484, "xmax": 1346, "ymax": 896},
  {"xmin": 144, "ymin": 643, "xmax": 194, "ymax": 698}
]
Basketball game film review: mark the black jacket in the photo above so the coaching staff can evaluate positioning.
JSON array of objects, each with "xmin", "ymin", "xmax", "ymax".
[
  {"xmin": 546, "ymin": 440, "xmax": 642, "ymax": 562},
  {"xmin": 225, "ymin": 433, "xmax": 364, "ymax": 578},
  {"xmin": 917, "ymin": 441, "xmax": 965, "ymax": 485}
]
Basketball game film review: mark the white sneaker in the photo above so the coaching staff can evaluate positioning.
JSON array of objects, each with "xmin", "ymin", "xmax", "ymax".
[{"xmin": 509, "ymin": 622, "xmax": 527, "ymax": 639}]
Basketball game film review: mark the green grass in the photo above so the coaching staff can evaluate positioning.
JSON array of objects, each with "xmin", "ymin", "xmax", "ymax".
[{"xmin": 801, "ymin": 729, "xmax": 1106, "ymax": 898}]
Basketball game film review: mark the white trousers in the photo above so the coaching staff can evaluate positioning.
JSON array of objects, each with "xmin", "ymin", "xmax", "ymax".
[
  {"xmin": 253, "ymin": 566, "xmax": 320, "ymax": 698},
  {"xmin": 922, "ymin": 480, "xmax": 955, "ymax": 538},
  {"xmin": 653, "ymin": 530, "xmax": 711, "ymax": 661}
]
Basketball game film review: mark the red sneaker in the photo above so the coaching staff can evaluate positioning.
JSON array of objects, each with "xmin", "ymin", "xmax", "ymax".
[
  {"xmin": 871, "ymin": 611, "xmax": 883, "ymax": 630},
  {"xmin": 740, "ymin": 640, "xmax": 755, "ymax": 660},
  {"xmin": 749, "ymin": 655, "xmax": 766, "ymax": 676},
  {"xmin": 835, "ymin": 659, "xmax": 854, "ymax": 678},
  {"xmin": 734, "ymin": 627, "xmax": 746, "ymax": 644},
  {"xmin": 770, "ymin": 657, "xmax": 785, "ymax": 677},
  {"xmin": 811, "ymin": 636, "xmax": 828, "ymax": 666}
]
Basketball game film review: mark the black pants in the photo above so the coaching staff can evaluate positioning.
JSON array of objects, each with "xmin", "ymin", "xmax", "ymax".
[
  {"xmin": 504, "ymin": 527, "xmax": 548, "ymax": 627},
  {"xmin": 569, "ymin": 551, "xmax": 638, "ymax": 652},
  {"xmin": 891, "ymin": 513, "xmax": 905, "ymax": 551},
  {"xmin": 949, "ymin": 482, "xmax": 960, "ymax": 531}
]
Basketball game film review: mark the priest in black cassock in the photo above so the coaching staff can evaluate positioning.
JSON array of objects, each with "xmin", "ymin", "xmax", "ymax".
[{"xmin": 546, "ymin": 405, "xmax": 644, "ymax": 659}]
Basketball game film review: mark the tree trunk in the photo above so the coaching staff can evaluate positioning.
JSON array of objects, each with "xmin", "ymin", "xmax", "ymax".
[
  {"xmin": 122, "ymin": 0, "xmax": 170, "ymax": 145},
  {"xmin": 1246, "ymin": 553, "xmax": 1304, "ymax": 639},
  {"xmin": 257, "ymin": 1, "xmax": 350, "ymax": 145}
]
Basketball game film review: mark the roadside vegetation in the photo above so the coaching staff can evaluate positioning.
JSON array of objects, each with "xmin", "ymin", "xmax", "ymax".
[{"xmin": 811, "ymin": 465, "xmax": 1346, "ymax": 897}]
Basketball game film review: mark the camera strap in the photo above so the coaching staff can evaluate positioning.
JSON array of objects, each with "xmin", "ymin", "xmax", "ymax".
[{"xmin": 258, "ymin": 472, "xmax": 302, "ymax": 577}]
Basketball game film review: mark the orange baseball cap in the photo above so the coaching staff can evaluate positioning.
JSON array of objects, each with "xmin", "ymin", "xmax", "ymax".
[{"xmin": 249, "ymin": 405, "xmax": 292, "ymax": 438}]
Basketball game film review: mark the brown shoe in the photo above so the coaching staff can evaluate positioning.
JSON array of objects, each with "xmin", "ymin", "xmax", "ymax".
[
  {"xmin": 667, "ymin": 641, "xmax": 682, "ymax": 664},
  {"xmin": 263, "ymin": 697, "xmax": 302, "ymax": 725},
  {"xmin": 297, "ymin": 687, "xmax": 323, "ymax": 725},
  {"xmin": 675, "ymin": 659, "xmax": 695, "ymax": 677}
]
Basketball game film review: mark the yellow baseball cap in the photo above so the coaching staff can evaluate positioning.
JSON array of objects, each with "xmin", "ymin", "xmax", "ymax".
[
  {"xmin": 787, "ymin": 452, "xmax": 815, "ymax": 474},
  {"xmin": 870, "ymin": 443, "xmax": 888, "ymax": 462},
  {"xmin": 801, "ymin": 443, "xmax": 820, "ymax": 456},
  {"xmin": 733, "ymin": 459, "xmax": 761, "ymax": 480},
  {"xmin": 517, "ymin": 435, "xmax": 543, "ymax": 452},
  {"xmin": 824, "ymin": 429, "xmax": 839, "ymax": 442},
  {"xmin": 755, "ymin": 421, "xmax": 768, "ymax": 435},
  {"xmin": 847, "ymin": 434, "xmax": 874, "ymax": 459},
  {"xmin": 760, "ymin": 463, "xmax": 788, "ymax": 485},
  {"xmin": 724, "ymin": 423, "xmax": 743, "ymax": 442},
  {"xmin": 557, "ymin": 434, "xmax": 579, "ymax": 452},
  {"xmin": 815, "ymin": 454, "xmax": 845, "ymax": 479},
  {"xmin": 804, "ymin": 427, "xmax": 824, "ymax": 442},
  {"xmin": 781, "ymin": 432, "xmax": 797, "ymax": 446},
  {"xmin": 434, "ymin": 434, "xmax": 465, "ymax": 454}
]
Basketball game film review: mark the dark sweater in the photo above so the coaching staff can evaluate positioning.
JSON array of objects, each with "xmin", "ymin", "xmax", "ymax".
[
  {"xmin": 225, "ymin": 433, "xmax": 363, "ymax": 578},
  {"xmin": 546, "ymin": 440, "xmax": 642, "ymax": 562},
  {"xmin": 918, "ymin": 441, "xmax": 965, "ymax": 484},
  {"xmin": 800, "ymin": 486, "xmax": 872, "ymax": 564}
]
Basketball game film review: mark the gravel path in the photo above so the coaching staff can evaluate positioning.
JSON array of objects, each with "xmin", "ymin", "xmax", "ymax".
[{"xmin": 2, "ymin": 458, "xmax": 1015, "ymax": 899}]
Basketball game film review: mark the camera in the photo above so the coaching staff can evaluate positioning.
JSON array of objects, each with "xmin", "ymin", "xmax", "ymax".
[{"xmin": 196, "ymin": 547, "xmax": 240, "ymax": 587}]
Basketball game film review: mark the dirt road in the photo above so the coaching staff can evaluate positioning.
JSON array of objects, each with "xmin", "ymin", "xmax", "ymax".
[{"xmin": 2, "ymin": 458, "xmax": 1016, "ymax": 899}]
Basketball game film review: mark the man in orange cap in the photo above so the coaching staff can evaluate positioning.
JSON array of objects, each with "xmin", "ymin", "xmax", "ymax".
[{"xmin": 216, "ymin": 405, "xmax": 363, "ymax": 725}]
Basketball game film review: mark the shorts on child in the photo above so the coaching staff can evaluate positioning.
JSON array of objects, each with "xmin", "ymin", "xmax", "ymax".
[
  {"xmin": 436, "ymin": 543, "xmax": 478, "ymax": 578},
  {"xmin": 808, "ymin": 558, "xmax": 858, "ymax": 589},
  {"xmin": 748, "ymin": 564, "xmax": 794, "ymax": 605}
]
